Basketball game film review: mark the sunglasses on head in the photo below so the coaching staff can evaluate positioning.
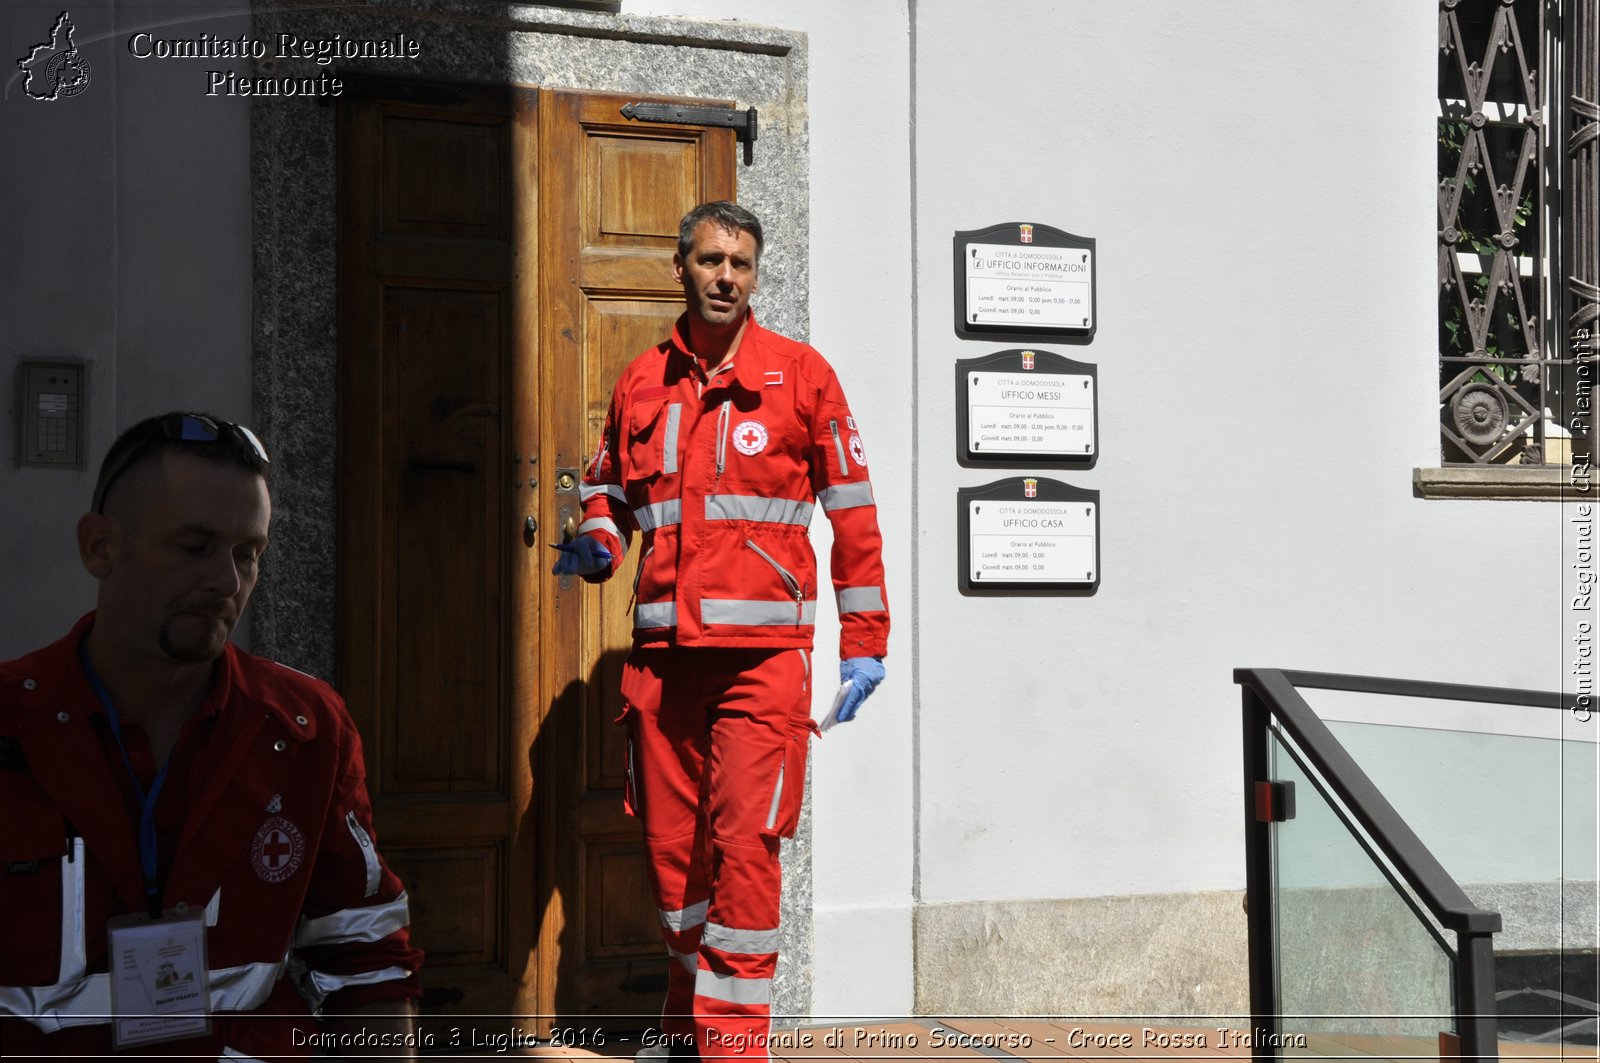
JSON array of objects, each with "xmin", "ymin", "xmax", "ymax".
[{"xmin": 92, "ymin": 414, "xmax": 270, "ymax": 514}]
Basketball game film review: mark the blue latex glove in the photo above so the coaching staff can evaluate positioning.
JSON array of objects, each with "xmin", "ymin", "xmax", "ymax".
[
  {"xmin": 836, "ymin": 656, "xmax": 886, "ymax": 724},
  {"xmin": 550, "ymin": 536, "xmax": 613, "ymax": 576}
]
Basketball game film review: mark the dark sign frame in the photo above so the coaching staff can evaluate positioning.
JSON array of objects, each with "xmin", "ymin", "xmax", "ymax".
[
  {"xmin": 955, "ymin": 348, "xmax": 1098, "ymax": 468},
  {"xmin": 953, "ymin": 222, "xmax": 1097, "ymax": 345},
  {"xmin": 957, "ymin": 477, "xmax": 1101, "ymax": 596}
]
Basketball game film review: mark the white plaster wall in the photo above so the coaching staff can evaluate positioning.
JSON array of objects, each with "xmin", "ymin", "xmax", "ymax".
[
  {"xmin": 1, "ymin": 0, "xmax": 254, "ymax": 658},
  {"xmin": 909, "ymin": 0, "xmax": 1566, "ymax": 913}
]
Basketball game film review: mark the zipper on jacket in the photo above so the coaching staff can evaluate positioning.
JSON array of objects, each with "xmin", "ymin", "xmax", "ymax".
[
  {"xmin": 627, "ymin": 545, "xmax": 654, "ymax": 614},
  {"xmin": 345, "ymin": 810, "xmax": 382, "ymax": 898},
  {"xmin": 715, "ymin": 400, "xmax": 732, "ymax": 476},
  {"xmin": 746, "ymin": 539, "xmax": 804, "ymax": 624},
  {"xmin": 829, "ymin": 418, "xmax": 848, "ymax": 477}
]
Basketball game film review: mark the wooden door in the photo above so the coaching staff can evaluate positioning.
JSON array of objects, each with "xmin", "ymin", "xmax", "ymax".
[
  {"xmin": 537, "ymin": 88, "xmax": 737, "ymax": 1023},
  {"xmin": 337, "ymin": 80, "xmax": 735, "ymax": 1029},
  {"xmin": 337, "ymin": 80, "xmax": 542, "ymax": 1025}
]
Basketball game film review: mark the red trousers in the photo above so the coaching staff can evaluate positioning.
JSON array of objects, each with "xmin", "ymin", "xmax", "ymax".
[{"xmin": 620, "ymin": 647, "xmax": 814, "ymax": 1059}]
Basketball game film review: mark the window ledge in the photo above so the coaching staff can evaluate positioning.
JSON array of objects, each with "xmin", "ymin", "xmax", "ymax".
[{"xmin": 1413, "ymin": 466, "xmax": 1593, "ymax": 500}]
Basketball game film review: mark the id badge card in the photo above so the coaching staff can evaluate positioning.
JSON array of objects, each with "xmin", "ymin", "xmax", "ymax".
[{"xmin": 107, "ymin": 906, "xmax": 212, "ymax": 1048}]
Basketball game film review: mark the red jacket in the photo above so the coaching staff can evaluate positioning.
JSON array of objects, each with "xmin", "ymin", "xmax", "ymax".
[
  {"xmin": 0, "ymin": 614, "xmax": 422, "ymax": 1060},
  {"xmin": 580, "ymin": 313, "xmax": 889, "ymax": 660}
]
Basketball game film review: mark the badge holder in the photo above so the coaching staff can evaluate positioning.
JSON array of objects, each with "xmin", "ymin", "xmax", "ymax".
[{"xmin": 107, "ymin": 904, "xmax": 211, "ymax": 1049}]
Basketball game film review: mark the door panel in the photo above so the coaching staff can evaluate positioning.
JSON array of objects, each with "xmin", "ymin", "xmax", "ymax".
[
  {"xmin": 539, "ymin": 89, "xmax": 736, "ymax": 1022},
  {"xmin": 338, "ymin": 81, "xmax": 539, "ymax": 1024}
]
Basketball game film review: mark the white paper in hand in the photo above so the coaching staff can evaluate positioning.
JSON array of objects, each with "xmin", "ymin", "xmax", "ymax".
[{"xmin": 818, "ymin": 680, "xmax": 854, "ymax": 732}]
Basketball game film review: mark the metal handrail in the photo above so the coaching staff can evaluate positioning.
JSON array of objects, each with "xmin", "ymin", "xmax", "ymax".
[
  {"xmin": 1279, "ymin": 669, "xmax": 1583, "ymax": 713},
  {"xmin": 1240, "ymin": 668, "xmax": 1504, "ymax": 934},
  {"xmin": 1235, "ymin": 667, "xmax": 1519, "ymax": 1063}
]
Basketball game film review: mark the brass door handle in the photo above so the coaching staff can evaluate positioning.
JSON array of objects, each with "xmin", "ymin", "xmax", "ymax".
[{"xmin": 561, "ymin": 512, "xmax": 578, "ymax": 542}]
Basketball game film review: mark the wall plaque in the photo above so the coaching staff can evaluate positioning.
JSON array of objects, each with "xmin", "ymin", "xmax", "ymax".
[
  {"xmin": 958, "ymin": 477, "xmax": 1100, "ymax": 594},
  {"xmin": 957, "ymin": 348, "xmax": 1096, "ymax": 467},
  {"xmin": 953, "ymin": 222, "xmax": 1096, "ymax": 344}
]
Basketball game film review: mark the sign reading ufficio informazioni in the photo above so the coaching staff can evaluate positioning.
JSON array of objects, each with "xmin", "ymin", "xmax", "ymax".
[
  {"xmin": 957, "ymin": 477, "xmax": 1100, "ymax": 594},
  {"xmin": 957, "ymin": 348, "xmax": 1097, "ymax": 466},
  {"xmin": 953, "ymin": 222, "xmax": 1096, "ymax": 345}
]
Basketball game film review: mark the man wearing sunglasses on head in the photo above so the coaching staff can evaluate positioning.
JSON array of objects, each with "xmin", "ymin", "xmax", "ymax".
[{"xmin": 0, "ymin": 412, "xmax": 423, "ymax": 1059}]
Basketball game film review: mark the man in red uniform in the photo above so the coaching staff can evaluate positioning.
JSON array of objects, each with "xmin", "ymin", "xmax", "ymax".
[
  {"xmin": 0, "ymin": 413, "xmax": 422, "ymax": 1059},
  {"xmin": 552, "ymin": 202, "xmax": 889, "ymax": 1059}
]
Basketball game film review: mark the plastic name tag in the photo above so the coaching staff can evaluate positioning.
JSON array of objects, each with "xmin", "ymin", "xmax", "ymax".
[{"xmin": 107, "ymin": 906, "xmax": 212, "ymax": 1048}]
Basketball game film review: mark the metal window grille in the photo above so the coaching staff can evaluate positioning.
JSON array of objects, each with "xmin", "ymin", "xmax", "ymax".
[{"xmin": 1438, "ymin": 0, "xmax": 1597, "ymax": 466}]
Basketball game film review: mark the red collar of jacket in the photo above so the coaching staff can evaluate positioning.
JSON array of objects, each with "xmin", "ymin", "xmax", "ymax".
[
  {"xmin": 666, "ymin": 310, "xmax": 776, "ymax": 393},
  {"xmin": 11, "ymin": 611, "xmax": 319, "ymax": 747}
]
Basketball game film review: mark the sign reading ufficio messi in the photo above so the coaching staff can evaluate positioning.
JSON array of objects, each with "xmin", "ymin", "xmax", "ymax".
[
  {"xmin": 956, "ymin": 348, "xmax": 1097, "ymax": 467},
  {"xmin": 958, "ymin": 477, "xmax": 1099, "ymax": 594},
  {"xmin": 953, "ymin": 222, "xmax": 1096, "ymax": 345}
]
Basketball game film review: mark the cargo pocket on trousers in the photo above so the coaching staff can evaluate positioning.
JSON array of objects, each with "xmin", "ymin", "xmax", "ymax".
[{"xmin": 759, "ymin": 726, "xmax": 811, "ymax": 839}]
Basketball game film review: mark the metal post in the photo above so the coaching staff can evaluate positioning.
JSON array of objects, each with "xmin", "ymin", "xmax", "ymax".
[
  {"xmin": 1456, "ymin": 932, "xmax": 1500, "ymax": 1061},
  {"xmin": 1241, "ymin": 686, "xmax": 1282, "ymax": 1063}
]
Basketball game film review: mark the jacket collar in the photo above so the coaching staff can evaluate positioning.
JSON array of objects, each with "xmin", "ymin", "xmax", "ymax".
[{"xmin": 667, "ymin": 311, "xmax": 771, "ymax": 393}]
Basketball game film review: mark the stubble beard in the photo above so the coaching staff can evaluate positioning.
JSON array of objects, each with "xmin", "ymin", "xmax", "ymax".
[{"xmin": 157, "ymin": 613, "xmax": 232, "ymax": 664}]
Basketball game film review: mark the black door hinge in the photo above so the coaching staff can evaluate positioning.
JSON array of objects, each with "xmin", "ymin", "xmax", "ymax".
[{"xmin": 620, "ymin": 102, "xmax": 758, "ymax": 166}]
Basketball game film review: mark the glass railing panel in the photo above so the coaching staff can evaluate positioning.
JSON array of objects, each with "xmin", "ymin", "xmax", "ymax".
[
  {"xmin": 1268, "ymin": 725, "xmax": 1457, "ymax": 1052},
  {"xmin": 1298, "ymin": 690, "xmax": 1599, "ymax": 1047}
]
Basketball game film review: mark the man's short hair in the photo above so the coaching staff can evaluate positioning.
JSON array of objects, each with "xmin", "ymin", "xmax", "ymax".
[
  {"xmin": 92, "ymin": 411, "xmax": 270, "ymax": 514},
  {"xmin": 678, "ymin": 201, "xmax": 764, "ymax": 262}
]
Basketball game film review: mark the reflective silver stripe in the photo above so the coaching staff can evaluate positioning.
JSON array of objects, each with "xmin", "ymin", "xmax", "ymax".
[
  {"xmin": 581, "ymin": 482, "xmax": 627, "ymax": 505},
  {"xmin": 817, "ymin": 481, "xmax": 875, "ymax": 511},
  {"xmin": 694, "ymin": 968, "xmax": 771, "ymax": 1006},
  {"xmin": 3, "ymin": 846, "xmax": 285, "ymax": 1031},
  {"xmin": 703, "ymin": 922, "xmax": 781, "ymax": 955},
  {"xmin": 837, "ymin": 586, "xmax": 885, "ymax": 614},
  {"xmin": 306, "ymin": 963, "xmax": 412, "ymax": 1000},
  {"xmin": 0, "ymin": 976, "xmax": 108, "ymax": 1032},
  {"xmin": 635, "ymin": 602, "xmax": 678, "ymax": 629},
  {"xmin": 2, "ymin": 959, "xmax": 286, "ymax": 1032},
  {"xmin": 705, "ymin": 495, "xmax": 814, "ymax": 525},
  {"xmin": 668, "ymin": 947, "xmax": 698, "ymax": 975},
  {"xmin": 764, "ymin": 762, "xmax": 785, "ymax": 830},
  {"xmin": 702, "ymin": 599, "xmax": 817, "ymax": 627},
  {"xmin": 296, "ymin": 892, "xmax": 411, "ymax": 949},
  {"xmin": 61, "ymin": 839, "xmax": 86, "ymax": 983},
  {"xmin": 663, "ymin": 402, "xmax": 682, "ymax": 474},
  {"xmin": 635, "ymin": 499, "xmax": 682, "ymax": 531},
  {"xmin": 345, "ymin": 811, "xmax": 381, "ymax": 898},
  {"xmin": 580, "ymin": 516, "xmax": 622, "ymax": 540},
  {"xmin": 659, "ymin": 900, "xmax": 709, "ymax": 932}
]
